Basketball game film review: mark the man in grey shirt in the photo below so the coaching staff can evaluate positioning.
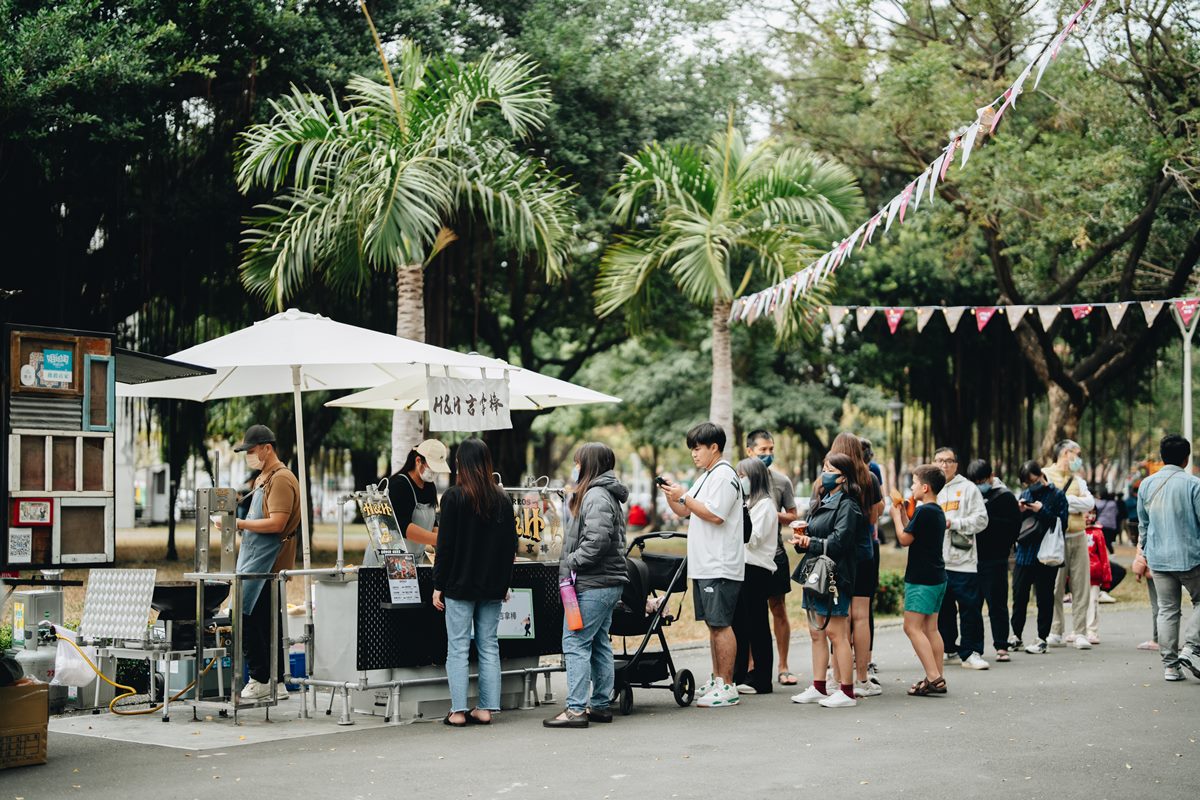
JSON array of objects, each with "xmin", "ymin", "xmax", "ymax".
[{"xmin": 745, "ymin": 430, "xmax": 799, "ymax": 686}]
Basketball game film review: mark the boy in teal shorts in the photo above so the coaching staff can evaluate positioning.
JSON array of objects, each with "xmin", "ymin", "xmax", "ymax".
[{"xmin": 889, "ymin": 464, "xmax": 949, "ymax": 696}]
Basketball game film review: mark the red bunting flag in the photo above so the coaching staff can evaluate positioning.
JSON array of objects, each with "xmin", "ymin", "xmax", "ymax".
[
  {"xmin": 1071, "ymin": 305, "xmax": 1092, "ymax": 320},
  {"xmin": 975, "ymin": 306, "xmax": 997, "ymax": 331},
  {"xmin": 1176, "ymin": 298, "xmax": 1199, "ymax": 327},
  {"xmin": 885, "ymin": 307, "xmax": 905, "ymax": 334}
]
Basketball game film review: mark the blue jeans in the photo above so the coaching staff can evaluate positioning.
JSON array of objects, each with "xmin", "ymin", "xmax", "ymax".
[
  {"xmin": 938, "ymin": 569, "xmax": 985, "ymax": 659},
  {"xmin": 444, "ymin": 597, "xmax": 503, "ymax": 714},
  {"xmin": 562, "ymin": 585, "xmax": 623, "ymax": 713}
]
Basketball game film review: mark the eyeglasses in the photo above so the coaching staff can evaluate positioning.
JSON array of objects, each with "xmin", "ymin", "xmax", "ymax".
[{"xmin": 934, "ymin": 457, "xmax": 957, "ymax": 464}]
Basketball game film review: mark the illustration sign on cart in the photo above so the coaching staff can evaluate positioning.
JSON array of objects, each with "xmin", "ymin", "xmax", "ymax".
[
  {"xmin": 426, "ymin": 376, "xmax": 512, "ymax": 432},
  {"xmin": 383, "ymin": 553, "xmax": 422, "ymax": 607},
  {"xmin": 498, "ymin": 587, "xmax": 535, "ymax": 640}
]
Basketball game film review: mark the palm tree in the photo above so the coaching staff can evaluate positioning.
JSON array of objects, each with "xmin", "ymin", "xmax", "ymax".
[
  {"xmin": 235, "ymin": 37, "xmax": 575, "ymax": 468},
  {"xmin": 595, "ymin": 123, "xmax": 860, "ymax": 455}
]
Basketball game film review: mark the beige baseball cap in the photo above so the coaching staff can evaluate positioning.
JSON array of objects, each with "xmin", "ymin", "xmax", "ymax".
[{"xmin": 415, "ymin": 439, "xmax": 450, "ymax": 473}]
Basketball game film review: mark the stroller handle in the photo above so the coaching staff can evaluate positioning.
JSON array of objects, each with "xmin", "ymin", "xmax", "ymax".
[{"xmin": 626, "ymin": 530, "xmax": 687, "ymax": 554}]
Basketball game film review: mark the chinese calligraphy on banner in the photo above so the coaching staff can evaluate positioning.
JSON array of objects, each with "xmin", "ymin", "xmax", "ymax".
[{"xmin": 427, "ymin": 376, "xmax": 512, "ymax": 432}]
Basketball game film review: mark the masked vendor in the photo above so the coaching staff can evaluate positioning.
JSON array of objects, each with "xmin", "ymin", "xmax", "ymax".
[
  {"xmin": 231, "ymin": 424, "xmax": 301, "ymax": 701},
  {"xmin": 365, "ymin": 439, "xmax": 450, "ymax": 567}
]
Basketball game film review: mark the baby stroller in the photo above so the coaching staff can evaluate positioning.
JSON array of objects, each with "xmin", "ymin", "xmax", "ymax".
[{"xmin": 610, "ymin": 531, "xmax": 695, "ymax": 715}]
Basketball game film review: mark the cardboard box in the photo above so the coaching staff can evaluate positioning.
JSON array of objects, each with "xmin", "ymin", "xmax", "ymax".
[{"xmin": 0, "ymin": 682, "xmax": 49, "ymax": 769}]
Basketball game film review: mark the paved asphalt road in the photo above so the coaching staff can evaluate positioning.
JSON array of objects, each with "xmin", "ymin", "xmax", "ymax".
[{"xmin": 6, "ymin": 607, "xmax": 1198, "ymax": 800}]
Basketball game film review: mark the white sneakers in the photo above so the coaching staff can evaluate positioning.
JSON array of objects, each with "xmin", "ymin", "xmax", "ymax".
[
  {"xmin": 1046, "ymin": 634, "xmax": 1065, "ymax": 647},
  {"xmin": 1098, "ymin": 591, "xmax": 1117, "ymax": 604},
  {"xmin": 696, "ymin": 683, "xmax": 739, "ymax": 708},
  {"xmin": 818, "ymin": 689, "xmax": 857, "ymax": 708},
  {"xmin": 961, "ymin": 654, "xmax": 990, "ymax": 670},
  {"xmin": 1025, "ymin": 639, "xmax": 1048, "ymax": 654},
  {"xmin": 1073, "ymin": 636, "xmax": 1093, "ymax": 650},
  {"xmin": 1177, "ymin": 650, "xmax": 1200, "ymax": 680},
  {"xmin": 696, "ymin": 674, "xmax": 718, "ymax": 698},
  {"xmin": 790, "ymin": 685, "xmax": 827, "ymax": 704},
  {"xmin": 240, "ymin": 679, "xmax": 288, "ymax": 701},
  {"xmin": 854, "ymin": 680, "xmax": 882, "ymax": 698},
  {"xmin": 1164, "ymin": 665, "xmax": 1185, "ymax": 682}
]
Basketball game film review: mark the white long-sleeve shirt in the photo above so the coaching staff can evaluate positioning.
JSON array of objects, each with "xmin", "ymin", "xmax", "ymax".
[
  {"xmin": 937, "ymin": 473, "xmax": 989, "ymax": 573},
  {"xmin": 1043, "ymin": 464, "xmax": 1094, "ymax": 533},
  {"xmin": 744, "ymin": 497, "xmax": 779, "ymax": 572}
]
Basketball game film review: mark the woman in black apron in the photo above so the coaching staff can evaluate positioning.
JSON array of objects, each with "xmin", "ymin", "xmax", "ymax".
[{"xmin": 366, "ymin": 439, "xmax": 450, "ymax": 566}]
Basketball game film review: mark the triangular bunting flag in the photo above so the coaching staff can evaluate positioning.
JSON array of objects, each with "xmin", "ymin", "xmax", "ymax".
[
  {"xmin": 884, "ymin": 193, "xmax": 902, "ymax": 233},
  {"xmin": 990, "ymin": 89, "xmax": 1013, "ymax": 134},
  {"xmin": 1007, "ymin": 305, "xmax": 1030, "ymax": 330},
  {"xmin": 916, "ymin": 306, "xmax": 937, "ymax": 332},
  {"xmin": 1071, "ymin": 304, "xmax": 1093, "ymax": 320},
  {"xmin": 961, "ymin": 121, "xmax": 982, "ymax": 168},
  {"xmin": 913, "ymin": 170, "xmax": 929, "ymax": 210},
  {"xmin": 844, "ymin": 224, "xmax": 864, "ymax": 258},
  {"xmin": 863, "ymin": 213, "xmax": 882, "ymax": 248},
  {"xmin": 1176, "ymin": 298, "xmax": 1200, "ymax": 327},
  {"xmin": 828, "ymin": 306, "xmax": 850, "ymax": 328},
  {"xmin": 1141, "ymin": 301, "xmax": 1164, "ymax": 327},
  {"xmin": 856, "ymin": 306, "xmax": 876, "ymax": 331},
  {"xmin": 1036, "ymin": 305, "xmax": 1060, "ymax": 330},
  {"xmin": 885, "ymin": 307, "xmax": 905, "ymax": 334},
  {"xmin": 1103, "ymin": 302, "xmax": 1128, "ymax": 329},
  {"xmin": 943, "ymin": 306, "xmax": 967, "ymax": 332},
  {"xmin": 898, "ymin": 182, "xmax": 915, "ymax": 225},
  {"xmin": 975, "ymin": 306, "xmax": 997, "ymax": 332},
  {"xmin": 940, "ymin": 140, "xmax": 957, "ymax": 180},
  {"xmin": 928, "ymin": 155, "xmax": 944, "ymax": 201}
]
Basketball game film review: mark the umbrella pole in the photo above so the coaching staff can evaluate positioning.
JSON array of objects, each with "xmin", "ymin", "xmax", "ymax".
[{"xmin": 292, "ymin": 366, "xmax": 315, "ymax": 690}]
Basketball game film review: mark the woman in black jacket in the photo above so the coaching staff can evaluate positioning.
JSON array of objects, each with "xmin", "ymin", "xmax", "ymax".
[
  {"xmin": 545, "ymin": 443, "xmax": 629, "ymax": 729},
  {"xmin": 789, "ymin": 452, "xmax": 864, "ymax": 709},
  {"xmin": 432, "ymin": 439, "xmax": 517, "ymax": 727}
]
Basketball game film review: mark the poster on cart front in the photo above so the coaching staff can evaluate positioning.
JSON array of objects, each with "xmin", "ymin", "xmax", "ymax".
[
  {"xmin": 383, "ymin": 553, "xmax": 422, "ymax": 607},
  {"xmin": 497, "ymin": 588, "xmax": 535, "ymax": 639}
]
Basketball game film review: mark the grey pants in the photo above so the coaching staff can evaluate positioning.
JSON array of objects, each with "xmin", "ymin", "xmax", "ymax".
[
  {"xmin": 1154, "ymin": 565, "xmax": 1200, "ymax": 666},
  {"xmin": 1051, "ymin": 532, "xmax": 1090, "ymax": 637}
]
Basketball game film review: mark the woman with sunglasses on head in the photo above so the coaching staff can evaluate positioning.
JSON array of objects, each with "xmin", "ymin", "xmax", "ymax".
[{"xmin": 790, "ymin": 452, "xmax": 865, "ymax": 708}]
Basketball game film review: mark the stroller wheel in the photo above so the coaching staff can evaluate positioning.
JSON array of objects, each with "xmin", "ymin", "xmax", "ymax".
[
  {"xmin": 673, "ymin": 669, "xmax": 695, "ymax": 707},
  {"xmin": 617, "ymin": 685, "xmax": 634, "ymax": 716}
]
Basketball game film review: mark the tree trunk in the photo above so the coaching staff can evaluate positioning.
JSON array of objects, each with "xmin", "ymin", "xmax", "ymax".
[
  {"xmin": 392, "ymin": 262, "xmax": 427, "ymax": 472},
  {"xmin": 710, "ymin": 297, "xmax": 735, "ymax": 459},
  {"xmin": 1041, "ymin": 384, "xmax": 1085, "ymax": 462}
]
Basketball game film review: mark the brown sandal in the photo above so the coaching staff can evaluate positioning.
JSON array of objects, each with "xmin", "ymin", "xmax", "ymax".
[
  {"xmin": 907, "ymin": 678, "xmax": 932, "ymax": 696},
  {"xmin": 928, "ymin": 676, "xmax": 947, "ymax": 694}
]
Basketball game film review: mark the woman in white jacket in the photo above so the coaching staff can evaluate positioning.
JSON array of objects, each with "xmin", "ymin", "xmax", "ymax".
[{"xmin": 731, "ymin": 457, "xmax": 779, "ymax": 694}]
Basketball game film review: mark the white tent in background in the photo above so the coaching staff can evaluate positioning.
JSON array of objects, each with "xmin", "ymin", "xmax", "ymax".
[
  {"xmin": 116, "ymin": 307, "xmax": 498, "ymax": 572},
  {"xmin": 325, "ymin": 363, "xmax": 621, "ymax": 412}
]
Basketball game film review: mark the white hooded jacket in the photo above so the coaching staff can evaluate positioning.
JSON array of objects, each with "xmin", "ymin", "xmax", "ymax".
[{"xmin": 937, "ymin": 473, "xmax": 989, "ymax": 573}]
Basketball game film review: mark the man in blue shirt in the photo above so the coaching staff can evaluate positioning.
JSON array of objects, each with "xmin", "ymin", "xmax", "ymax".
[{"xmin": 1136, "ymin": 435, "xmax": 1200, "ymax": 682}]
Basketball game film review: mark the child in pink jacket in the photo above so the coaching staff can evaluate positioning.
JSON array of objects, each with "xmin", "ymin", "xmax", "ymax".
[{"xmin": 1085, "ymin": 510, "xmax": 1112, "ymax": 645}]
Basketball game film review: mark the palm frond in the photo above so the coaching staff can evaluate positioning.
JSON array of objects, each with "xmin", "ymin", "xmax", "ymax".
[
  {"xmin": 595, "ymin": 234, "xmax": 670, "ymax": 318},
  {"xmin": 416, "ymin": 51, "xmax": 552, "ymax": 142}
]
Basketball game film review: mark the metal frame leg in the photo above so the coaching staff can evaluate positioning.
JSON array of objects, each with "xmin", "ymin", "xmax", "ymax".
[{"xmin": 338, "ymin": 686, "xmax": 354, "ymax": 726}]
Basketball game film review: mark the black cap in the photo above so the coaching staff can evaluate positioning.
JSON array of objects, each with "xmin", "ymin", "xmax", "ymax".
[{"xmin": 234, "ymin": 424, "xmax": 276, "ymax": 452}]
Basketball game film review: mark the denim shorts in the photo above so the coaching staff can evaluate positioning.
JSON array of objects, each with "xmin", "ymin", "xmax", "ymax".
[
  {"xmin": 801, "ymin": 589, "xmax": 851, "ymax": 617},
  {"xmin": 693, "ymin": 578, "xmax": 741, "ymax": 628},
  {"xmin": 904, "ymin": 581, "xmax": 948, "ymax": 615}
]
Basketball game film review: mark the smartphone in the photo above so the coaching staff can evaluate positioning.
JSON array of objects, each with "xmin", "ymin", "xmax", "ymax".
[{"xmin": 654, "ymin": 476, "xmax": 668, "ymax": 487}]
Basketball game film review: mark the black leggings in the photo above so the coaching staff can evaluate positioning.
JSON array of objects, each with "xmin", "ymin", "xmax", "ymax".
[
  {"xmin": 243, "ymin": 584, "xmax": 285, "ymax": 684},
  {"xmin": 1010, "ymin": 561, "xmax": 1057, "ymax": 642},
  {"xmin": 733, "ymin": 564, "xmax": 775, "ymax": 693}
]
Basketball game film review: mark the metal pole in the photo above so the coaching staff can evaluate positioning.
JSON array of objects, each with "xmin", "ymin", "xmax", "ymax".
[
  {"xmin": 291, "ymin": 365, "xmax": 318, "ymax": 711},
  {"xmin": 1172, "ymin": 305, "xmax": 1199, "ymax": 468}
]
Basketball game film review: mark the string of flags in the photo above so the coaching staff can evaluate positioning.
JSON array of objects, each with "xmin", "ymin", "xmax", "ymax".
[
  {"xmin": 826, "ymin": 297, "xmax": 1198, "ymax": 334},
  {"xmin": 731, "ymin": 0, "xmax": 1104, "ymax": 327}
]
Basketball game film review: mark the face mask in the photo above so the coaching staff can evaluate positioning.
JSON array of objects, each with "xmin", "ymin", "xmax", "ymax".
[
  {"xmin": 757, "ymin": 454, "xmax": 774, "ymax": 468},
  {"xmin": 420, "ymin": 468, "xmax": 435, "ymax": 483},
  {"xmin": 1069, "ymin": 456, "xmax": 1083, "ymax": 472},
  {"xmin": 821, "ymin": 472, "xmax": 840, "ymax": 492},
  {"xmin": 739, "ymin": 476, "xmax": 752, "ymax": 495},
  {"xmin": 570, "ymin": 465, "xmax": 580, "ymax": 483},
  {"xmin": 977, "ymin": 481, "xmax": 992, "ymax": 494},
  {"xmin": 246, "ymin": 452, "xmax": 263, "ymax": 470}
]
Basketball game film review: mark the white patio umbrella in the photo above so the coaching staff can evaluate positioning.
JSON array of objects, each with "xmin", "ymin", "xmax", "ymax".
[
  {"xmin": 325, "ymin": 362, "xmax": 621, "ymax": 411},
  {"xmin": 117, "ymin": 308, "xmax": 497, "ymax": 571}
]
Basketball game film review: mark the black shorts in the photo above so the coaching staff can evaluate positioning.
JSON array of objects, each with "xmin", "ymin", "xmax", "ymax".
[
  {"xmin": 853, "ymin": 547, "xmax": 880, "ymax": 597},
  {"xmin": 692, "ymin": 578, "xmax": 740, "ymax": 628},
  {"xmin": 768, "ymin": 549, "xmax": 792, "ymax": 596}
]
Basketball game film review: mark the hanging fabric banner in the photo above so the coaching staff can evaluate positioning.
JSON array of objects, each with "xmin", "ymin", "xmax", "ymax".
[
  {"xmin": 916, "ymin": 306, "xmax": 938, "ymax": 332},
  {"xmin": 1070, "ymin": 304, "xmax": 1093, "ymax": 320},
  {"xmin": 1103, "ymin": 303, "xmax": 1128, "ymax": 329},
  {"xmin": 975, "ymin": 306, "xmax": 997, "ymax": 332},
  {"xmin": 1141, "ymin": 301, "xmax": 1164, "ymax": 327},
  {"xmin": 856, "ymin": 307, "xmax": 876, "ymax": 331},
  {"xmin": 885, "ymin": 308, "xmax": 905, "ymax": 334},
  {"xmin": 1176, "ymin": 298, "xmax": 1200, "ymax": 327},
  {"xmin": 828, "ymin": 306, "xmax": 850, "ymax": 328},
  {"xmin": 427, "ymin": 376, "xmax": 513, "ymax": 432},
  {"xmin": 1036, "ymin": 305, "xmax": 1060, "ymax": 330},
  {"xmin": 943, "ymin": 306, "xmax": 968, "ymax": 332},
  {"xmin": 1007, "ymin": 305, "xmax": 1030, "ymax": 331}
]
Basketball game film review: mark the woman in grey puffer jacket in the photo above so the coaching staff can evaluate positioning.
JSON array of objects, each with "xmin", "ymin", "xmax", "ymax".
[{"xmin": 545, "ymin": 443, "xmax": 629, "ymax": 729}]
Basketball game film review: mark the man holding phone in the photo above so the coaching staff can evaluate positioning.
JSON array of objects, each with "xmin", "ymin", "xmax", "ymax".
[{"xmin": 658, "ymin": 422, "xmax": 745, "ymax": 708}]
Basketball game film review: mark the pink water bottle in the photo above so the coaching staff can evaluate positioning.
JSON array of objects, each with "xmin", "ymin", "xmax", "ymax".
[{"xmin": 560, "ymin": 575, "xmax": 583, "ymax": 631}]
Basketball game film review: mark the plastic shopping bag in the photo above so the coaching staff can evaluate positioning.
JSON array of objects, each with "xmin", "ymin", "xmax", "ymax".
[
  {"xmin": 51, "ymin": 626, "xmax": 97, "ymax": 689},
  {"xmin": 1037, "ymin": 519, "xmax": 1065, "ymax": 567}
]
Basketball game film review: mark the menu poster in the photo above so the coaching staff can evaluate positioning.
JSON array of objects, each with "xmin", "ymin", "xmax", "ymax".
[
  {"xmin": 383, "ymin": 553, "xmax": 421, "ymax": 607},
  {"xmin": 7, "ymin": 528, "xmax": 33, "ymax": 564},
  {"xmin": 355, "ymin": 490, "xmax": 403, "ymax": 555},
  {"xmin": 498, "ymin": 588, "xmax": 535, "ymax": 640}
]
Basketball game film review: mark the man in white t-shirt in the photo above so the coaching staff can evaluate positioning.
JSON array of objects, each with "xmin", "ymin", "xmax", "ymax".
[
  {"xmin": 661, "ymin": 422, "xmax": 745, "ymax": 708},
  {"xmin": 934, "ymin": 447, "xmax": 990, "ymax": 670}
]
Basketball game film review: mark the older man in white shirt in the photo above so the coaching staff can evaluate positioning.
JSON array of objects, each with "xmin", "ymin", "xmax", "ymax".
[
  {"xmin": 935, "ymin": 447, "xmax": 991, "ymax": 670},
  {"xmin": 1044, "ymin": 439, "xmax": 1096, "ymax": 649}
]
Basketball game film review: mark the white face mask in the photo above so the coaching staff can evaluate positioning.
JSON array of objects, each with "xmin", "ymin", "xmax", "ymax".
[
  {"xmin": 246, "ymin": 451, "xmax": 263, "ymax": 470},
  {"xmin": 420, "ymin": 468, "xmax": 435, "ymax": 483}
]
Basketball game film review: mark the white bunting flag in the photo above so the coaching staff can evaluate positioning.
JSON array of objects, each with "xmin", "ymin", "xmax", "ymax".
[
  {"xmin": 828, "ymin": 306, "xmax": 850, "ymax": 328},
  {"xmin": 913, "ymin": 169, "xmax": 929, "ymax": 210},
  {"xmin": 961, "ymin": 121, "xmax": 982, "ymax": 168},
  {"xmin": 928, "ymin": 154, "xmax": 945, "ymax": 201},
  {"xmin": 942, "ymin": 306, "xmax": 968, "ymax": 332},
  {"xmin": 844, "ymin": 224, "xmax": 865, "ymax": 258},
  {"xmin": 856, "ymin": 306, "xmax": 876, "ymax": 331},
  {"xmin": 1036, "ymin": 305, "xmax": 1060, "ymax": 331},
  {"xmin": 863, "ymin": 212, "xmax": 882, "ymax": 248},
  {"xmin": 1007, "ymin": 305, "xmax": 1030, "ymax": 330},
  {"xmin": 884, "ymin": 193, "xmax": 902, "ymax": 233},
  {"xmin": 940, "ymin": 140, "xmax": 957, "ymax": 180},
  {"xmin": 1142, "ymin": 301, "xmax": 1164, "ymax": 327},
  {"xmin": 1104, "ymin": 302, "xmax": 1129, "ymax": 329},
  {"xmin": 916, "ymin": 306, "xmax": 938, "ymax": 332}
]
